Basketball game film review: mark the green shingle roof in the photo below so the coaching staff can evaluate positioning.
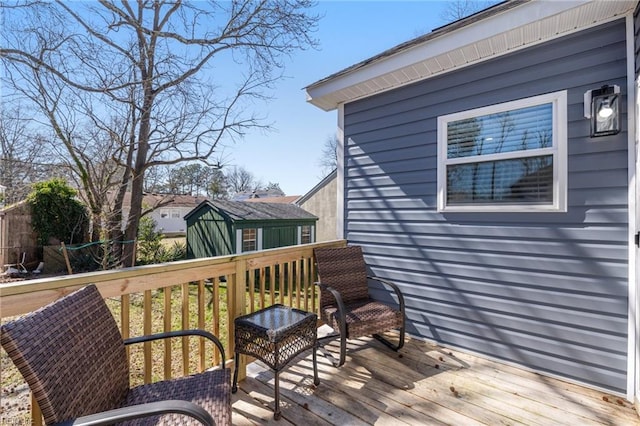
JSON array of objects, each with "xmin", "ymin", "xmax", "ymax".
[{"xmin": 188, "ymin": 199, "xmax": 317, "ymax": 222}]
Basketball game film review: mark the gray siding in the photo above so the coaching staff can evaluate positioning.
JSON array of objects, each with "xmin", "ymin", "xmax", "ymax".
[{"xmin": 343, "ymin": 20, "xmax": 629, "ymax": 392}]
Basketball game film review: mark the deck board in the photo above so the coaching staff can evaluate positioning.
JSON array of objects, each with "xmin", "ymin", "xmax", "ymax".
[{"xmin": 232, "ymin": 332, "xmax": 639, "ymax": 425}]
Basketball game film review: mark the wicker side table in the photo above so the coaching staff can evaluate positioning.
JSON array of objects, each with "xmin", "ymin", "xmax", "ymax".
[{"xmin": 232, "ymin": 304, "xmax": 319, "ymax": 420}]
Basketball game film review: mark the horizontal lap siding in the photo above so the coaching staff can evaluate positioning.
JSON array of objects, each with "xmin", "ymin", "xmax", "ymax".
[{"xmin": 343, "ymin": 20, "xmax": 629, "ymax": 392}]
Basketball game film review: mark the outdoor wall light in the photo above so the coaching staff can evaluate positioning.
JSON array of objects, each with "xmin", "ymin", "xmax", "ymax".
[{"xmin": 584, "ymin": 84, "xmax": 620, "ymax": 137}]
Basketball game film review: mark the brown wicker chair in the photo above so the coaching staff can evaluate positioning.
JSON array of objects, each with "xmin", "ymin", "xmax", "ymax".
[
  {"xmin": 0, "ymin": 284, "xmax": 231, "ymax": 425},
  {"xmin": 314, "ymin": 245, "xmax": 405, "ymax": 367}
]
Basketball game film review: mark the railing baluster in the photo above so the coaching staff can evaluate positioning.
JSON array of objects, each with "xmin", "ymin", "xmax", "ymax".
[
  {"xmin": 181, "ymin": 282, "xmax": 190, "ymax": 376},
  {"xmin": 198, "ymin": 279, "xmax": 205, "ymax": 372},
  {"xmin": 287, "ymin": 262, "xmax": 294, "ymax": 307},
  {"xmin": 269, "ymin": 265, "xmax": 276, "ymax": 305},
  {"xmin": 143, "ymin": 290, "xmax": 152, "ymax": 384},
  {"xmin": 259, "ymin": 267, "xmax": 266, "ymax": 310},
  {"xmin": 279, "ymin": 263, "xmax": 285, "ymax": 305},
  {"xmin": 309, "ymin": 257, "xmax": 320, "ymax": 318},
  {"xmin": 248, "ymin": 269, "xmax": 255, "ymax": 313},
  {"xmin": 213, "ymin": 277, "xmax": 220, "ymax": 366},
  {"xmin": 164, "ymin": 286, "xmax": 172, "ymax": 379},
  {"xmin": 121, "ymin": 294, "xmax": 131, "ymax": 365},
  {"xmin": 303, "ymin": 257, "xmax": 309, "ymax": 312},
  {"xmin": 294, "ymin": 259, "xmax": 303, "ymax": 309}
]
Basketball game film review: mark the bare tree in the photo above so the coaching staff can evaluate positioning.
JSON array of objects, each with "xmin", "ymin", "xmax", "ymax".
[
  {"xmin": 440, "ymin": 0, "xmax": 498, "ymax": 23},
  {"xmin": 0, "ymin": 105, "xmax": 55, "ymax": 205},
  {"xmin": 2, "ymin": 0, "xmax": 319, "ymax": 266},
  {"xmin": 225, "ymin": 166, "xmax": 262, "ymax": 196},
  {"xmin": 317, "ymin": 133, "xmax": 338, "ymax": 177}
]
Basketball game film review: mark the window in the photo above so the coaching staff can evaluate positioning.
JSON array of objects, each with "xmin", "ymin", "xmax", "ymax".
[
  {"xmin": 241, "ymin": 228, "xmax": 257, "ymax": 252},
  {"xmin": 171, "ymin": 212, "xmax": 181, "ymax": 219},
  {"xmin": 301, "ymin": 225, "xmax": 312, "ymax": 244},
  {"xmin": 437, "ymin": 91, "xmax": 567, "ymax": 212}
]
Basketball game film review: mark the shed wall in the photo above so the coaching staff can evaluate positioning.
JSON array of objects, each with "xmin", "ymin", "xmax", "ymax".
[
  {"xmin": 186, "ymin": 208, "xmax": 234, "ymax": 258},
  {"xmin": 342, "ymin": 20, "xmax": 629, "ymax": 392}
]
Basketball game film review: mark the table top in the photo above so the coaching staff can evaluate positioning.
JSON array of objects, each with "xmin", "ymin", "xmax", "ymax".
[{"xmin": 235, "ymin": 304, "xmax": 314, "ymax": 334}]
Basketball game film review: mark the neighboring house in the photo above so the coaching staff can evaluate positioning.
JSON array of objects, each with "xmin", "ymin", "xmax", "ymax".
[
  {"xmin": 121, "ymin": 193, "xmax": 203, "ymax": 235},
  {"xmin": 185, "ymin": 200, "xmax": 317, "ymax": 258},
  {"xmin": 231, "ymin": 189, "xmax": 286, "ymax": 201},
  {"xmin": 306, "ymin": 0, "xmax": 640, "ymax": 405},
  {"xmin": 295, "ymin": 170, "xmax": 338, "ymax": 242}
]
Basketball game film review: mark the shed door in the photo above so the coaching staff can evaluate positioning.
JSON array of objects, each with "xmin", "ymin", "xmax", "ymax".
[{"xmin": 263, "ymin": 227, "xmax": 296, "ymax": 249}]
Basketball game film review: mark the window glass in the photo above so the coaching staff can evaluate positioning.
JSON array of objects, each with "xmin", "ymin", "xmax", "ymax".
[
  {"xmin": 242, "ymin": 228, "xmax": 257, "ymax": 252},
  {"xmin": 447, "ymin": 104, "xmax": 552, "ymax": 159},
  {"xmin": 301, "ymin": 225, "xmax": 312, "ymax": 244},
  {"xmin": 438, "ymin": 91, "xmax": 566, "ymax": 212}
]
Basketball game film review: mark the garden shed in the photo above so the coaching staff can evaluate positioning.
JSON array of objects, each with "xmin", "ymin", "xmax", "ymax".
[{"xmin": 185, "ymin": 199, "xmax": 317, "ymax": 258}]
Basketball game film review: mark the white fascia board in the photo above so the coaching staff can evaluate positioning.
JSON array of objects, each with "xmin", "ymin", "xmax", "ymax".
[{"xmin": 307, "ymin": 0, "xmax": 597, "ymax": 109}]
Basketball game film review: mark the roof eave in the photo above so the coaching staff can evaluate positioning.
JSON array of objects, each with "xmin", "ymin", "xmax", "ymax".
[{"xmin": 305, "ymin": 0, "xmax": 636, "ymax": 112}]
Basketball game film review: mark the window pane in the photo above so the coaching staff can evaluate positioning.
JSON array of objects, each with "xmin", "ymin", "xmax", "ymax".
[
  {"xmin": 447, "ymin": 155, "xmax": 553, "ymax": 204},
  {"xmin": 301, "ymin": 225, "xmax": 311, "ymax": 244},
  {"xmin": 447, "ymin": 103, "xmax": 552, "ymax": 159},
  {"xmin": 242, "ymin": 228, "xmax": 257, "ymax": 252}
]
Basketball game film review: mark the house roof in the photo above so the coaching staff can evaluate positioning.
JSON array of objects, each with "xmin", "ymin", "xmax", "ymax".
[
  {"xmin": 295, "ymin": 169, "xmax": 337, "ymax": 205},
  {"xmin": 244, "ymin": 195, "xmax": 300, "ymax": 204},
  {"xmin": 112, "ymin": 192, "xmax": 204, "ymax": 209},
  {"xmin": 187, "ymin": 199, "xmax": 317, "ymax": 222},
  {"xmin": 305, "ymin": 0, "xmax": 636, "ymax": 111}
]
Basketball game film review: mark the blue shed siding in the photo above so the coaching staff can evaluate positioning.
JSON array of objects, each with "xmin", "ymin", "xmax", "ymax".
[{"xmin": 342, "ymin": 20, "xmax": 629, "ymax": 392}]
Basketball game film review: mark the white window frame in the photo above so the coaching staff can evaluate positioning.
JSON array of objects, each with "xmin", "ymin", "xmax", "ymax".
[
  {"xmin": 298, "ymin": 225, "xmax": 314, "ymax": 244},
  {"xmin": 238, "ymin": 228, "xmax": 258, "ymax": 253},
  {"xmin": 437, "ymin": 90, "xmax": 568, "ymax": 213}
]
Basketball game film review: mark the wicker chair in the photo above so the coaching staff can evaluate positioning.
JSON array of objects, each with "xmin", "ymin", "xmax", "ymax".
[
  {"xmin": 0, "ymin": 284, "xmax": 231, "ymax": 425},
  {"xmin": 314, "ymin": 245, "xmax": 405, "ymax": 367}
]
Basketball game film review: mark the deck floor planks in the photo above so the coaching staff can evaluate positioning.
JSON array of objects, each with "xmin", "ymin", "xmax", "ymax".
[
  {"xmin": 377, "ymin": 339, "xmax": 612, "ymax": 426},
  {"xmin": 292, "ymin": 354, "xmax": 480, "ymax": 426},
  {"xmin": 285, "ymin": 359, "xmax": 443, "ymax": 426},
  {"xmin": 415, "ymin": 341, "xmax": 640, "ymax": 425},
  {"xmin": 234, "ymin": 333, "xmax": 639, "ymax": 425}
]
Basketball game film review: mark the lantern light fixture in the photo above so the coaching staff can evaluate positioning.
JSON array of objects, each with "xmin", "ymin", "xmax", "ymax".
[{"xmin": 584, "ymin": 84, "xmax": 620, "ymax": 137}]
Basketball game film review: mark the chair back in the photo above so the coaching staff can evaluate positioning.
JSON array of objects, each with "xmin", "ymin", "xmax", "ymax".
[
  {"xmin": 314, "ymin": 246, "xmax": 370, "ymax": 307},
  {"xmin": 1, "ymin": 285, "xmax": 129, "ymax": 424}
]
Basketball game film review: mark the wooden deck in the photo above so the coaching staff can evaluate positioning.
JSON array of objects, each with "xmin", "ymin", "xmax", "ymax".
[{"xmin": 231, "ymin": 331, "xmax": 639, "ymax": 425}]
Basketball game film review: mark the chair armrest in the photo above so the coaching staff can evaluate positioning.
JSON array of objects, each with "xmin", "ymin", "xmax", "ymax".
[
  {"xmin": 124, "ymin": 329, "xmax": 226, "ymax": 367},
  {"xmin": 367, "ymin": 276, "xmax": 405, "ymax": 313},
  {"xmin": 314, "ymin": 281, "xmax": 347, "ymax": 334},
  {"xmin": 54, "ymin": 400, "xmax": 214, "ymax": 426}
]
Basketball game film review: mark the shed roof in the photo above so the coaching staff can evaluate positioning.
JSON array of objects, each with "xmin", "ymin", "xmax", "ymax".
[
  {"xmin": 187, "ymin": 199, "xmax": 317, "ymax": 222},
  {"xmin": 244, "ymin": 195, "xmax": 300, "ymax": 204},
  {"xmin": 305, "ymin": 0, "xmax": 636, "ymax": 111}
]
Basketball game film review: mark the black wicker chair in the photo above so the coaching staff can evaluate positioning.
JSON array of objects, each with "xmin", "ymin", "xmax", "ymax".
[
  {"xmin": 1, "ymin": 284, "xmax": 231, "ymax": 425},
  {"xmin": 314, "ymin": 245, "xmax": 405, "ymax": 367}
]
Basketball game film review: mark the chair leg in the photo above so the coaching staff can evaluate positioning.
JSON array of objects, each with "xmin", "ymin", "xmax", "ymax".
[
  {"xmin": 338, "ymin": 332, "xmax": 347, "ymax": 367},
  {"xmin": 231, "ymin": 353, "xmax": 240, "ymax": 393},
  {"xmin": 373, "ymin": 326, "xmax": 405, "ymax": 352},
  {"xmin": 316, "ymin": 332, "xmax": 346, "ymax": 368}
]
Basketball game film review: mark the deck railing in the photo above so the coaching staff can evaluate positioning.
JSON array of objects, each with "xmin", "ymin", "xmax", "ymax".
[{"xmin": 0, "ymin": 239, "xmax": 347, "ymax": 425}]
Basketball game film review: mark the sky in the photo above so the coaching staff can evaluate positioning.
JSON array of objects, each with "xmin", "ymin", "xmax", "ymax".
[{"xmin": 224, "ymin": 1, "xmax": 457, "ymax": 196}]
